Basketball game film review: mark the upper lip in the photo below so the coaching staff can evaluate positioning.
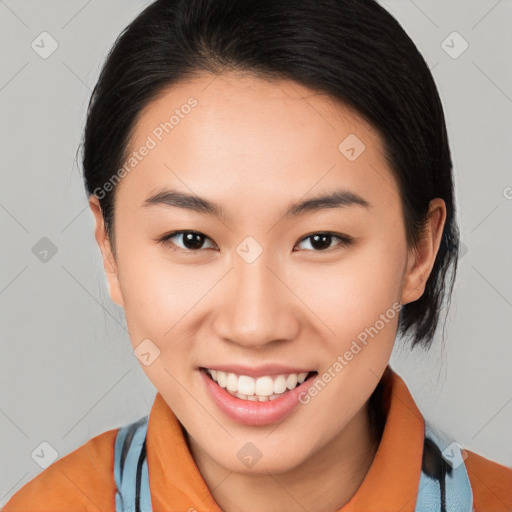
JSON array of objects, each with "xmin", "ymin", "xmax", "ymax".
[{"xmin": 200, "ymin": 364, "xmax": 316, "ymax": 379}]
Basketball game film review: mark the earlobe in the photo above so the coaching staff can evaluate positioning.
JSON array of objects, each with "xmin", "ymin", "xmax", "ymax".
[
  {"xmin": 400, "ymin": 198, "xmax": 447, "ymax": 306},
  {"xmin": 88, "ymin": 195, "xmax": 124, "ymax": 308}
]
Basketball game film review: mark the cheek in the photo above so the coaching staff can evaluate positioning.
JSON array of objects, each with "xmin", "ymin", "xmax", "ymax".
[
  {"xmin": 293, "ymin": 239, "xmax": 405, "ymax": 332},
  {"xmin": 113, "ymin": 228, "xmax": 194, "ymax": 341},
  {"xmin": 120, "ymin": 258, "xmax": 206, "ymax": 341},
  {"xmin": 115, "ymin": 250, "xmax": 205, "ymax": 393}
]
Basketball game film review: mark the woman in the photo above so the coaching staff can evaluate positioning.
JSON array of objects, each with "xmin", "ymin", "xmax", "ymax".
[{"xmin": 4, "ymin": 0, "xmax": 511, "ymax": 511}]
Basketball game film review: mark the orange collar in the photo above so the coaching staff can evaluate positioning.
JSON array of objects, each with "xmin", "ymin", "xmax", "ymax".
[{"xmin": 146, "ymin": 366, "xmax": 425, "ymax": 511}]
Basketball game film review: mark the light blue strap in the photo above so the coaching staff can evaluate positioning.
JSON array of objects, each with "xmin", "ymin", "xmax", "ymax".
[
  {"xmin": 415, "ymin": 421, "xmax": 473, "ymax": 512},
  {"xmin": 114, "ymin": 415, "xmax": 153, "ymax": 512},
  {"xmin": 139, "ymin": 451, "xmax": 152, "ymax": 512}
]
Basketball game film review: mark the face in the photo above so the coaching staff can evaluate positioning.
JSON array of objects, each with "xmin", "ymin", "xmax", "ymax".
[{"xmin": 90, "ymin": 72, "xmax": 445, "ymax": 475}]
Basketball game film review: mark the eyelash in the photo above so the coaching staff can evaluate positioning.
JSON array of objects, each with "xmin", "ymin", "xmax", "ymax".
[{"xmin": 157, "ymin": 230, "xmax": 354, "ymax": 255}]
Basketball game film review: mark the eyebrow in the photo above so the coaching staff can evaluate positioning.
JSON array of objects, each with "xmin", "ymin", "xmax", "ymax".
[{"xmin": 142, "ymin": 187, "xmax": 372, "ymax": 220}]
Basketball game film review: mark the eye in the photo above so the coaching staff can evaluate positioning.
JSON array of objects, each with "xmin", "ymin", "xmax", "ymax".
[
  {"xmin": 158, "ymin": 230, "xmax": 216, "ymax": 253},
  {"xmin": 158, "ymin": 230, "xmax": 354, "ymax": 255},
  {"xmin": 294, "ymin": 232, "xmax": 354, "ymax": 253}
]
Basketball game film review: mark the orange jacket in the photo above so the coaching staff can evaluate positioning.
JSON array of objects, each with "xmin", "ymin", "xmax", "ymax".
[{"xmin": 4, "ymin": 367, "xmax": 511, "ymax": 511}]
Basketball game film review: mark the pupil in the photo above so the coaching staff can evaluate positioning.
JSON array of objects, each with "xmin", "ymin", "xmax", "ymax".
[
  {"xmin": 311, "ymin": 233, "xmax": 332, "ymax": 250},
  {"xmin": 183, "ymin": 232, "xmax": 204, "ymax": 250}
]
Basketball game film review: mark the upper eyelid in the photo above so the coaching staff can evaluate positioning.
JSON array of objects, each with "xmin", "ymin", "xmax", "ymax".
[{"xmin": 164, "ymin": 230, "xmax": 217, "ymax": 249}]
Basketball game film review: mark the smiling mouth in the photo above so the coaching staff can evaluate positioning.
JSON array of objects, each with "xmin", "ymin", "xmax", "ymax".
[{"xmin": 201, "ymin": 367, "xmax": 318, "ymax": 402}]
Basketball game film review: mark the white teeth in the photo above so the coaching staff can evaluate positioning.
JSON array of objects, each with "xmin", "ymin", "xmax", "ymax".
[
  {"xmin": 286, "ymin": 373, "xmax": 298, "ymax": 389},
  {"xmin": 273, "ymin": 375, "xmax": 287, "ymax": 394},
  {"xmin": 226, "ymin": 373, "xmax": 238, "ymax": 392},
  {"xmin": 297, "ymin": 372, "xmax": 308, "ymax": 384},
  {"xmin": 206, "ymin": 369, "xmax": 313, "ymax": 401},
  {"xmin": 255, "ymin": 376, "xmax": 274, "ymax": 396},
  {"xmin": 217, "ymin": 371, "xmax": 226, "ymax": 388},
  {"xmin": 238, "ymin": 375, "xmax": 255, "ymax": 396}
]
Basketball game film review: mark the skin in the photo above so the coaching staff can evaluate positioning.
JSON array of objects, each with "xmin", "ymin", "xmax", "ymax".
[{"xmin": 89, "ymin": 72, "xmax": 446, "ymax": 512}]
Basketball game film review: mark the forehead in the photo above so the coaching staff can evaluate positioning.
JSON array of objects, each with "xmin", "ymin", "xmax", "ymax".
[{"xmin": 116, "ymin": 72, "xmax": 399, "ymax": 217}]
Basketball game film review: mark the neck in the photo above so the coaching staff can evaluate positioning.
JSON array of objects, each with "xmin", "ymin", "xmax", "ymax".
[{"xmin": 187, "ymin": 399, "xmax": 383, "ymax": 512}]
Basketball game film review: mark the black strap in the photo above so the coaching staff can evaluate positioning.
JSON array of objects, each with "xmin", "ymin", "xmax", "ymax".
[
  {"xmin": 135, "ymin": 436, "xmax": 147, "ymax": 512},
  {"xmin": 421, "ymin": 436, "xmax": 453, "ymax": 512}
]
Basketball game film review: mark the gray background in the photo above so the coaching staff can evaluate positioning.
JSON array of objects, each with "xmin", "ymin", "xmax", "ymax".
[{"xmin": 1, "ymin": 0, "xmax": 511, "ymax": 505}]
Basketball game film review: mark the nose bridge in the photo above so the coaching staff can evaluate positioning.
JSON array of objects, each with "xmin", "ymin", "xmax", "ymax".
[{"xmin": 214, "ymin": 249, "xmax": 299, "ymax": 347}]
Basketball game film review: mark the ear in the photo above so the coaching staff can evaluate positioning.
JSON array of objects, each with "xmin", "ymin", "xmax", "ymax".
[
  {"xmin": 400, "ymin": 198, "xmax": 447, "ymax": 306},
  {"xmin": 89, "ymin": 195, "xmax": 124, "ymax": 307}
]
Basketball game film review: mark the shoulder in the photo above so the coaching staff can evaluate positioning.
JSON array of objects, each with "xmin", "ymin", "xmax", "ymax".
[
  {"xmin": 465, "ymin": 449, "xmax": 512, "ymax": 512},
  {"xmin": 2, "ymin": 427, "xmax": 119, "ymax": 512}
]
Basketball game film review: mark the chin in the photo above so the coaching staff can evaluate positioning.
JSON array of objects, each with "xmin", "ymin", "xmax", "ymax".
[{"xmin": 212, "ymin": 442, "xmax": 308, "ymax": 476}]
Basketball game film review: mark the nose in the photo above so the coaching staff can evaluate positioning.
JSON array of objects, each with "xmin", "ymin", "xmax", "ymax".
[{"xmin": 212, "ymin": 253, "xmax": 300, "ymax": 349}]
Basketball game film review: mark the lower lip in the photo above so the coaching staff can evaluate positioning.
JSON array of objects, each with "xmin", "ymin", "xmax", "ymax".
[{"xmin": 200, "ymin": 368, "xmax": 318, "ymax": 426}]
